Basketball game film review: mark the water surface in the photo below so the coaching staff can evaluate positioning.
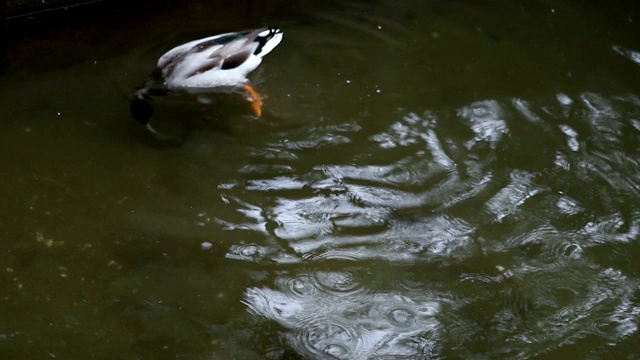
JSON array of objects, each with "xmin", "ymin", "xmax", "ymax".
[{"xmin": 2, "ymin": 1, "xmax": 640, "ymax": 359}]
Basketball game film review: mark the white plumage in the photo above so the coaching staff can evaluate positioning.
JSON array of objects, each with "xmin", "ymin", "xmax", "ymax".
[
  {"xmin": 155, "ymin": 28, "xmax": 283, "ymax": 90},
  {"xmin": 131, "ymin": 27, "xmax": 284, "ymax": 127}
]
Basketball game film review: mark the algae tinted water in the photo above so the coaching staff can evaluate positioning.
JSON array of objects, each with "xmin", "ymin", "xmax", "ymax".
[{"xmin": 2, "ymin": 1, "xmax": 640, "ymax": 358}]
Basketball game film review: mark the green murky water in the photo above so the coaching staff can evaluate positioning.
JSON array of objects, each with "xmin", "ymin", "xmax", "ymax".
[{"xmin": 2, "ymin": 1, "xmax": 640, "ymax": 359}]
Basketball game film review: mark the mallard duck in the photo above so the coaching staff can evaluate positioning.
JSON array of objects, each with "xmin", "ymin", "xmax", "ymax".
[{"xmin": 130, "ymin": 27, "xmax": 283, "ymax": 132}]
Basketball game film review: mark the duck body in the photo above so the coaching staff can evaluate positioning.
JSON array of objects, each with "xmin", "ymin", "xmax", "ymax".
[
  {"xmin": 131, "ymin": 27, "xmax": 283, "ymax": 126},
  {"xmin": 154, "ymin": 28, "xmax": 283, "ymax": 91}
]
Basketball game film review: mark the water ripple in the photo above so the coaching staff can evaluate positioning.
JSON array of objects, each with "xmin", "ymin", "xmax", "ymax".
[
  {"xmin": 458, "ymin": 100, "xmax": 508, "ymax": 149},
  {"xmin": 556, "ymin": 195, "xmax": 584, "ymax": 216},
  {"xmin": 313, "ymin": 270, "xmax": 363, "ymax": 296},
  {"xmin": 579, "ymin": 211, "xmax": 640, "ymax": 244},
  {"xmin": 512, "ymin": 98, "xmax": 543, "ymax": 124},
  {"xmin": 288, "ymin": 316, "xmax": 360, "ymax": 360},
  {"xmin": 612, "ymin": 44, "xmax": 640, "ymax": 65},
  {"xmin": 368, "ymin": 112, "xmax": 454, "ymax": 168},
  {"xmin": 269, "ymin": 194, "xmax": 391, "ymax": 242},
  {"xmin": 245, "ymin": 286, "xmax": 442, "ymax": 359},
  {"xmin": 225, "ymin": 244, "xmax": 271, "ymax": 263},
  {"xmin": 275, "ymin": 274, "xmax": 320, "ymax": 298},
  {"xmin": 245, "ymin": 177, "xmax": 308, "ymax": 192},
  {"xmin": 485, "ymin": 170, "xmax": 544, "ymax": 222},
  {"xmin": 219, "ymin": 93, "xmax": 640, "ymax": 358},
  {"xmin": 559, "ymin": 124, "xmax": 580, "ymax": 152}
]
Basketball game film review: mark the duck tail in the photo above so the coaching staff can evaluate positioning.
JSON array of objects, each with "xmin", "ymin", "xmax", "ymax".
[{"xmin": 253, "ymin": 28, "xmax": 283, "ymax": 58}]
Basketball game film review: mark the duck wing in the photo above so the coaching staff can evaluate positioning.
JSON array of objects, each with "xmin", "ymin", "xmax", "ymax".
[{"xmin": 177, "ymin": 33, "xmax": 258, "ymax": 78}]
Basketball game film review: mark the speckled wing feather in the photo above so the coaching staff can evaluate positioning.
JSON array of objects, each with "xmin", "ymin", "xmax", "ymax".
[{"xmin": 207, "ymin": 29, "xmax": 265, "ymax": 70}]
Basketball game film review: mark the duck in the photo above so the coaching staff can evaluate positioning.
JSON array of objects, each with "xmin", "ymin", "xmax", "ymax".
[{"xmin": 130, "ymin": 27, "xmax": 284, "ymax": 133}]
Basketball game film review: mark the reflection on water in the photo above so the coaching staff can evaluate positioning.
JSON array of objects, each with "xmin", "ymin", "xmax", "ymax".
[
  {"xmin": 232, "ymin": 92, "xmax": 640, "ymax": 358},
  {"xmin": 2, "ymin": 0, "xmax": 640, "ymax": 359}
]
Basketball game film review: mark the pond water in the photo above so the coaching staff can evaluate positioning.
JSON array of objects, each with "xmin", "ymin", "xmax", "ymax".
[{"xmin": 2, "ymin": 0, "xmax": 640, "ymax": 358}]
